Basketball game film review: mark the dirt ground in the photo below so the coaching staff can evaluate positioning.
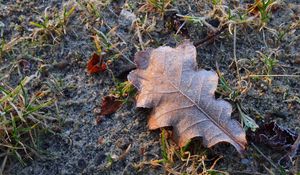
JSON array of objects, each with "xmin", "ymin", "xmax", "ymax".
[{"xmin": 0, "ymin": 0, "xmax": 300, "ymax": 174}]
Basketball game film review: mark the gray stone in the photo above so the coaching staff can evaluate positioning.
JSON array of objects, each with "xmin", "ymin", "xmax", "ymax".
[{"xmin": 118, "ymin": 10, "xmax": 136, "ymax": 29}]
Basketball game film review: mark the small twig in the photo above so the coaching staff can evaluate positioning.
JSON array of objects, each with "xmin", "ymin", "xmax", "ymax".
[
  {"xmin": 251, "ymin": 142, "xmax": 280, "ymax": 172},
  {"xmin": 175, "ymin": 21, "xmax": 186, "ymax": 35},
  {"xmin": 0, "ymin": 151, "xmax": 8, "ymax": 175},
  {"xmin": 228, "ymin": 171, "xmax": 266, "ymax": 175},
  {"xmin": 233, "ymin": 25, "xmax": 241, "ymax": 82},
  {"xmin": 209, "ymin": 156, "xmax": 223, "ymax": 170},
  {"xmin": 135, "ymin": 25, "xmax": 145, "ymax": 51},
  {"xmin": 248, "ymin": 74, "xmax": 300, "ymax": 77},
  {"xmin": 118, "ymin": 144, "xmax": 132, "ymax": 161},
  {"xmin": 121, "ymin": 163, "xmax": 132, "ymax": 175},
  {"xmin": 262, "ymin": 29, "xmax": 269, "ymax": 48},
  {"xmin": 195, "ymin": 26, "xmax": 226, "ymax": 48}
]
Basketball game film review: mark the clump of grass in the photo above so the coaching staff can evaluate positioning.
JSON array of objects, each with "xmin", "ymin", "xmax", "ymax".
[
  {"xmin": 139, "ymin": 0, "xmax": 172, "ymax": 17},
  {"xmin": 110, "ymin": 81, "xmax": 136, "ymax": 104},
  {"xmin": 215, "ymin": 66, "xmax": 259, "ymax": 131},
  {"xmin": 258, "ymin": 51, "xmax": 278, "ymax": 76},
  {"xmin": 247, "ymin": 51, "xmax": 279, "ymax": 84},
  {"xmin": 134, "ymin": 129, "xmax": 226, "ymax": 174},
  {"xmin": 248, "ymin": 0, "xmax": 277, "ymax": 26},
  {"xmin": 0, "ymin": 75, "xmax": 55, "ymax": 173},
  {"xmin": 176, "ymin": 14, "xmax": 218, "ymax": 33},
  {"xmin": 212, "ymin": 0, "xmax": 222, "ymax": 6},
  {"xmin": 77, "ymin": 1, "xmax": 102, "ymax": 19},
  {"xmin": 0, "ymin": 37, "xmax": 31, "ymax": 59},
  {"xmin": 216, "ymin": 69, "xmax": 240, "ymax": 102},
  {"xmin": 176, "ymin": 0, "xmax": 276, "ymax": 37},
  {"xmin": 93, "ymin": 26, "xmax": 135, "ymax": 65},
  {"xmin": 133, "ymin": 13, "xmax": 157, "ymax": 50},
  {"xmin": 30, "ymin": 4, "xmax": 77, "ymax": 43},
  {"xmin": 206, "ymin": 0, "xmax": 279, "ymax": 34}
]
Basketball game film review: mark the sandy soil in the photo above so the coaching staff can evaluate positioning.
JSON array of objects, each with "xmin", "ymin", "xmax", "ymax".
[{"xmin": 0, "ymin": 0, "xmax": 299, "ymax": 174}]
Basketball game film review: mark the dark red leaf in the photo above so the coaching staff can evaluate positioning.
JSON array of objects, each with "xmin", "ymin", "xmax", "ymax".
[
  {"xmin": 87, "ymin": 53, "xmax": 107, "ymax": 74},
  {"xmin": 248, "ymin": 122, "xmax": 298, "ymax": 151},
  {"xmin": 100, "ymin": 96, "xmax": 123, "ymax": 116},
  {"xmin": 248, "ymin": 122, "xmax": 299, "ymax": 167}
]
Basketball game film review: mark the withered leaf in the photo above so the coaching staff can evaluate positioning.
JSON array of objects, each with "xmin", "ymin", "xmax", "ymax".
[
  {"xmin": 87, "ymin": 53, "xmax": 107, "ymax": 74},
  {"xmin": 248, "ymin": 122, "xmax": 298, "ymax": 151},
  {"xmin": 128, "ymin": 41, "xmax": 247, "ymax": 153},
  {"xmin": 100, "ymin": 96, "xmax": 123, "ymax": 116},
  {"xmin": 279, "ymin": 135, "xmax": 300, "ymax": 168},
  {"xmin": 248, "ymin": 122, "xmax": 299, "ymax": 167}
]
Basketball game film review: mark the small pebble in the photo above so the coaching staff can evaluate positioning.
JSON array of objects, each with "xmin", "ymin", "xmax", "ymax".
[
  {"xmin": 0, "ymin": 21, "xmax": 4, "ymax": 37},
  {"xmin": 118, "ymin": 9, "xmax": 136, "ymax": 29},
  {"xmin": 241, "ymin": 158, "xmax": 250, "ymax": 165}
]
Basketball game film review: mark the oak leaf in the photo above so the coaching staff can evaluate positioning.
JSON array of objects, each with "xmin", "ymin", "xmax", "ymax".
[{"xmin": 128, "ymin": 41, "xmax": 247, "ymax": 153}]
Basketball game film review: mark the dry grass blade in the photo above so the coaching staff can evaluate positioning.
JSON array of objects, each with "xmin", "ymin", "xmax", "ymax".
[{"xmin": 1, "ymin": 37, "xmax": 32, "ymax": 56}]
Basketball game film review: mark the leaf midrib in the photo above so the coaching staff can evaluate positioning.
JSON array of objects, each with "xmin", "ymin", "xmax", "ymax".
[{"xmin": 166, "ymin": 77, "xmax": 244, "ymax": 150}]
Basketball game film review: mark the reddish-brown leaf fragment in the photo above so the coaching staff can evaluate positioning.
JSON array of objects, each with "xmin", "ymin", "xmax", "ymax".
[
  {"xmin": 128, "ymin": 40, "xmax": 247, "ymax": 153},
  {"xmin": 98, "ymin": 137, "xmax": 105, "ymax": 145},
  {"xmin": 87, "ymin": 53, "xmax": 107, "ymax": 74},
  {"xmin": 100, "ymin": 96, "xmax": 122, "ymax": 116}
]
